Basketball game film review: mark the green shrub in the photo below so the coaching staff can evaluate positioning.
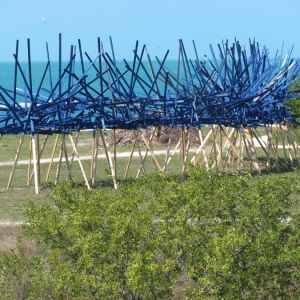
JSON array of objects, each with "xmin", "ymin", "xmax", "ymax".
[{"xmin": 1, "ymin": 166, "xmax": 300, "ymax": 299}]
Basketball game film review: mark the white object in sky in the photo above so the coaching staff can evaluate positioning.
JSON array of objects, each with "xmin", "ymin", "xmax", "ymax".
[{"xmin": 41, "ymin": 17, "xmax": 46, "ymax": 23}]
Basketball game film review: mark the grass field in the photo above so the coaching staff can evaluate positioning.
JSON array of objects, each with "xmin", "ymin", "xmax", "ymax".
[{"xmin": 1, "ymin": 126, "xmax": 300, "ymax": 221}]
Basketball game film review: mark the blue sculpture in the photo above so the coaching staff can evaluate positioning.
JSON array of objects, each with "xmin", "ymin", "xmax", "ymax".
[{"xmin": 0, "ymin": 34, "xmax": 299, "ymax": 135}]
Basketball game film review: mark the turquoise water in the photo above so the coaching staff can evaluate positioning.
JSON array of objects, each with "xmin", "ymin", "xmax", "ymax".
[
  {"xmin": 0, "ymin": 56, "xmax": 283, "ymax": 103},
  {"xmin": 0, "ymin": 60, "xmax": 184, "ymax": 99}
]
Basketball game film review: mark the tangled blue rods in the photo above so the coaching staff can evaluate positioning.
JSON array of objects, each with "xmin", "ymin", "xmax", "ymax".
[{"xmin": 0, "ymin": 35, "xmax": 300, "ymax": 135}]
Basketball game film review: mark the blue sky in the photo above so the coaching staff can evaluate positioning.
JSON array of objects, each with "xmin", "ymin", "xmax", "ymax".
[{"xmin": 1, "ymin": 0, "xmax": 300, "ymax": 61}]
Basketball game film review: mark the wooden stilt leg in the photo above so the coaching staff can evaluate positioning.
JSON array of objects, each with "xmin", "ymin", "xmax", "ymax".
[
  {"xmin": 29, "ymin": 135, "xmax": 49, "ymax": 185},
  {"xmin": 136, "ymin": 134, "xmax": 147, "ymax": 178},
  {"xmin": 101, "ymin": 119, "xmax": 117, "ymax": 189},
  {"xmin": 46, "ymin": 134, "xmax": 59, "ymax": 182},
  {"xmin": 285, "ymin": 124, "xmax": 300, "ymax": 167},
  {"xmin": 27, "ymin": 137, "xmax": 32, "ymax": 185},
  {"xmin": 163, "ymin": 139, "xmax": 181, "ymax": 171},
  {"xmin": 281, "ymin": 125, "xmax": 293, "ymax": 165},
  {"xmin": 243, "ymin": 127, "xmax": 261, "ymax": 173},
  {"xmin": 91, "ymin": 129, "xmax": 100, "ymax": 187},
  {"xmin": 252, "ymin": 129, "xmax": 268, "ymax": 156},
  {"xmin": 265, "ymin": 125, "xmax": 271, "ymax": 168},
  {"xmin": 140, "ymin": 132, "xmax": 162, "ymax": 172},
  {"xmin": 265, "ymin": 125, "xmax": 279, "ymax": 171},
  {"xmin": 67, "ymin": 132, "xmax": 80, "ymax": 181},
  {"xmin": 99, "ymin": 129, "xmax": 112, "ymax": 172},
  {"xmin": 36, "ymin": 134, "xmax": 41, "ymax": 185},
  {"xmin": 62, "ymin": 134, "xmax": 70, "ymax": 175},
  {"xmin": 221, "ymin": 128, "xmax": 247, "ymax": 171},
  {"xmin": 191, "ymin": 126, "xmax": 213, "ymax": 165},
  {"xmin": 181, "ymin": 127, "xmax": 185, "ymax": 167},
  {"xmin": 91, "ymin": 130, "xmax": 96, "ymax": 180},
  {"xmin": 198, "ymin": 127, "xmax": 209, "ymax": 169},
  {"xmin": 69, "ymin": 134, "xmax": 91, "ymax": 190},
  {"xmin": 137, "ymin": 129, "xmax": 162, "ymax": 177},
  {"xmin": 113, "ymin": 129, "xmax": 117, "ymax": 180},
  {"xmin": 7, "ymin": 133, "xmax": 25, "ymax": 190},
  {"xmin": 211, "ymin": 126, "xmax": 219, "ymax": 172},
  {"xmin": 162, "ymin": 126, "xmax": 175, "ymax": 172},
  {"xmin": 182, "ymin": 127, "xmax": 191, "ymax": 173},
  {"xmin": 238, "ymin": 131, "xmax": 243, "ymax": 172},
  {"xmin": 217, "ymin": 127, "xmax": 233, "ymax": 167},
  {"xmin": 54, "ymin": 135, "xmax": 64, "ymax": 185},
  {"xmin": 275, "ymin": 125, "xmax": 279, "ymax": 159},
  {"xmin": 124, "ymin": 130, "xmax": 138, "ymax": 179},
  {"xmin": 31, "ymin": 133, "xmax": 39, "ymax": 194}
]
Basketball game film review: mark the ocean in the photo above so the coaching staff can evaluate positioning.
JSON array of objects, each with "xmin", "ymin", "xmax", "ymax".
[
  {"xmin": 0, "ymin": 60, "xmax": 184, "ymax": 101},
  {"xmin": 0, "ymin": 55, "xmax": 287, "ymax": 104}
]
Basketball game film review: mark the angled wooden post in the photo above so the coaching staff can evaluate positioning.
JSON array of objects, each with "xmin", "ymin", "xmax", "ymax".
[
  {"xmin": 243, "ymin": 127, "xmax": 261, "ymax": 173},
  {"xmin": 31, "ymin": 133, "xmax": 39, "ymax": 194},
  {"xmin": 91, "ymin": 129, "xmax": 100, "ymax": 187},
  {"xmin": 69, "ymin": 134, "xmax": 91, "ymax": 190},
  {"xmin": 28, "ymin": 135, "xmax": 49, "ymax": 185},
  {"xmin": 46, "ymin": 134, "xmax": 59, "ymax": 182},
  {"xmin": 27, "ymin": 136, "xmax": 32, "ymax": 185},
  {"xmin": 7, "ymin": 133, "xmax": 25, "ymax": 190},
  {"xmin": 67, "ymin": 131, "xmax": 80, "ymax": 181},
  {"xmin": 163, "ymin": 126, "xmax": 174, "ymax": 171},
  {"xmin": 124, "ymin": 130, "xmax": 138, "ymax": 179},
  {"xmin": 54, "ymin": 134, "xmax": 64, "ymax": 185}
]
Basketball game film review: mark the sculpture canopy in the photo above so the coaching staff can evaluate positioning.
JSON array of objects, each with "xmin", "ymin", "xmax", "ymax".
[{"xmin": 0, "ymin": 35, "xmax": 299, "ymax": 135}]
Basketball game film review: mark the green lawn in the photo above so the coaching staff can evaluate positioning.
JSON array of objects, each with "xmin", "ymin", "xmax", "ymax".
[{"xmin": 1, "ymin": 127, "xmax": 300, "ymax": 221}]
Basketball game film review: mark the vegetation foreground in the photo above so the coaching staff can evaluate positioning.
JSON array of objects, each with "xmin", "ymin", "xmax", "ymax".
[{"xmin": 1, "ymin": 166, "xmax": 300, "ymax": 299}]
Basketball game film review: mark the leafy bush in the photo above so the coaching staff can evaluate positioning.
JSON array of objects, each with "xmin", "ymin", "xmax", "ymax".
[{"xmin": 1, "ymin": 166, "xmax": 300, "ymax": 299}]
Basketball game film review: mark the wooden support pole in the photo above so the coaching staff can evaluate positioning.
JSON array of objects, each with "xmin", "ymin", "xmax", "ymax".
[
  {"xmin": 54, "ymin": 134, "xmax": 64, "ymax": 185},
  {"xmin": 162, "ymin": 126, "xmax": 175, "ymax": 172},
  {"xmin": 182, "ymin": 127, "xmax": 191, "ymax": 173},
  {"xmin": 243, "ymin": 127, "xmax": 261, "ymax": 173},
  {"xmin": 124, "ymin": 130, "xmax": 138, "ymax": 179},
  {"xmin": 137, "ymin": 128, "xmax": 162, "ymax": 177},
  {"xmin": 227, "ymin": 129, "xmax": 237, "ymax": 166},
  {"xmin": 101, "ymin": 119, "xmax": 117, "ymax": 189},
  {"xmin": 28, "ymin": 135, "xmax": 49, "ymax": 185},
  {"xmin": 163, "ymin": 138, "xmax": 181, "ymax": 171},
  {"xmin": 36, "ymin": 134, "xmax": 41, "ymax": 185},
  {"xmin": 198, "ymin": 127, "xmax": 209, "ymax": 169},
  {"xmin": 31, "ymin": 133, "xmax": 39, "ymax": 194},
  {"xmin": 140, "ymin": 131, "xmax": 162, "ymax": 172},
  {"xmin": 285, "ymin": 124, "xmax": 300, "ymax": 167},
  {"xmin": 252, "ymin": 129, "xmax": 268, "ymax": 156},
  {"xmin": 181, "ymin": 127, "xmax": 185, "ymax": 167},
  {"xmin": 69, "ymin": 134, "xmax": 91, "ymax": 190},
  {"xmin": 238, "ymin": 130, "xmax": 244, "ymax": 171},
  {"xmin": 136, "ymin": 134, "xmax": 148, "ymax": 177},
  {"xmin": 280, "ymin": 124, "xmax": 293, "ymax": 165},
  {"xmin": 90, "ymin": 130, "xmax": 96, "ymax": 180},
  {"xmin": 46, "ymin": 134, "xmax": 59, "ymax": 182},
  {"xmin": 216, "ymin": 127, "xmax": 233, "ymax": 167},
  {"xmin": 99, "ymin": 129, "xmax": 112, "ymax": 172},
  {"xmin": 211, "ymin": 125, "xmax": 219, "ymax": 172},
  {"xmin": 265, "ymin": 125, "xmax": 279, "ymax": 171},
  {"xmin": 91, "ymin": 129, "xmax": 100, "ymax": 187},
  {"xmin": 191, "ymin": 126, "xmax": 213, "ymax": 165},
  {"xmin": 113, "ymin": 129, "xmax": 117, "ymax": 180},
  {"xmin": 62, "ymin": 133, "xmax": 70, "ymax": 174},
  {"xmin": 27, "ymin": 137, "xmax": 32, "ymax": 185},
  {"xmin": 221, "ymin": 128, "xmax": 247, "ymax": 171},
  {"xmin": 67, "ymin": 131, "xmax": 80, "ymax": 181},
  {"xmin": 280, "ymin": 125, "xmax": 289, "ymax": 164},
  {"xmin": 7, "ymin": 133, "xmax": 25, "ymax": 190},
  {"xmin": 218, "ymin": 127, "xmax": 223, "ymax": 169}
]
